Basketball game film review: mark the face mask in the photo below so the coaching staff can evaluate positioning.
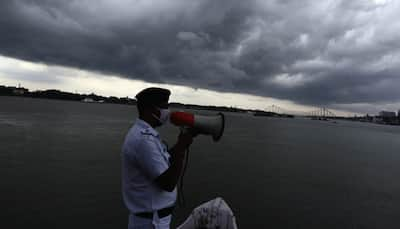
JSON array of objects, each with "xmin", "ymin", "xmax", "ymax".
[{"xmin": 153, "ymin": 107, "xmax": 170, "ymax": 125}]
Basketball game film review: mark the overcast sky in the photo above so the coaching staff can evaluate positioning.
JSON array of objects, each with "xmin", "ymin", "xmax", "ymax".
[{"xmin": 1, "ymin": 0, "xmax": 400, "ymax": 115}]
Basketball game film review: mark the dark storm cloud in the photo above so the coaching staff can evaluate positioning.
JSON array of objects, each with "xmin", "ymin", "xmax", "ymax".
[{"xmin": 1, "ymin": 0, "xmax": 400, "ymax": 108}]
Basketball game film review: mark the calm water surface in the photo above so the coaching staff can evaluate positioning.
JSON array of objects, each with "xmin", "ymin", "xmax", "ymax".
[{"xmin": 1, "ymin": 96, "xmax": 400, "ymax": 228}]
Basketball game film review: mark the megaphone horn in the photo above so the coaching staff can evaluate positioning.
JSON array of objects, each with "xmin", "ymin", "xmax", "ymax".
[{"xmin": 170, "ymin": 111, "xmax": 225, "ymax": 142}]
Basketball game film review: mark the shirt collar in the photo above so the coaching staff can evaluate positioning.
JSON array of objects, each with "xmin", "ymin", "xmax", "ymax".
[{"xmin": 136, "ymin": 118, "xmax": 159, "ymax": 137}]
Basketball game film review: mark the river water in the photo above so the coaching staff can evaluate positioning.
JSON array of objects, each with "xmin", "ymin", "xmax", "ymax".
[{"xmin": 1, "ymin": 96, "xmax": 400, "ymax": 228}]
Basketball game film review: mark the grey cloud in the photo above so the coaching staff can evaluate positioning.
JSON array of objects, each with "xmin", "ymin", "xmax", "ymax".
[{"xmin": 1, "ymin": 0, "xmax": 400, "ymax": 113}]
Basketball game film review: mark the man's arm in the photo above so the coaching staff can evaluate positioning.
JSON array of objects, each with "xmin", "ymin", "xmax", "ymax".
[{"xmin": 154, "ymin": 132, "xmax": 193, "ymax": 192}]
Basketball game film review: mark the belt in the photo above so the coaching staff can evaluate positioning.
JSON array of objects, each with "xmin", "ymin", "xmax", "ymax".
[{"xmin": 135, "ymin": 206, "xmax": 175, "ymax": 219}]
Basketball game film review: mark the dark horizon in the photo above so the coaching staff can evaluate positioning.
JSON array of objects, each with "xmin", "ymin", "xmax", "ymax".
[{"xmin": 0, "ymin": 84, "xmax": 263, "ymax": 114}]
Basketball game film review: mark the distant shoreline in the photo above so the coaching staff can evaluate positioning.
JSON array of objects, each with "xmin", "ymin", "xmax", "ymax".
[
  {"xmin": 0, "ymin": 84, "xmax": 261, "ymax": 114},
  {"xmin": 2, "ymin": 84, "xmax": 399, "ymax": 125}
]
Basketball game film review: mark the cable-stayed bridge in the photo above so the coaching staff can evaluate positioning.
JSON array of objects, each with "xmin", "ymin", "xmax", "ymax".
[
  {"xmin": 306, "ymin": 107, "xmax": 337, "ymax": 119},
  {"xmin": 264, "ymin": 105, "xmax": 299, "ymax": 115},
  {"xmin": 262, "ymin": 105, "xmax": 338, "ymax": 119}
]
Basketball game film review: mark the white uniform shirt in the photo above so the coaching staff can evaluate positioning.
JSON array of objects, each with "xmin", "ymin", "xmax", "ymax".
[{"xmin": 122, "ymin": 119, "xmax": 177, "ymax": 214}]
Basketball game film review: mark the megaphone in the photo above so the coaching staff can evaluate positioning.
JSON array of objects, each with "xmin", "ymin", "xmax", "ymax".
[{"xmin": 170, "ymin": 111, "xmax": 225, "ymax": 142}]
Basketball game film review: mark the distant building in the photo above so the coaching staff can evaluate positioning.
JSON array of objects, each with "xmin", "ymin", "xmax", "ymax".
[
  {"xmin": 82, "ymin": 98, "xmax": 95, "ymax": 103},
  {"xmin": 12, "ymin": 87, "xmax": 28, "ymax": 95},
  {"xmin": 373, "ymin": 116, "xmax": 384, "ymax": 124},
  {"xmin": 379, "ymin": 111, "xmax": 396, "ymax": 118}
]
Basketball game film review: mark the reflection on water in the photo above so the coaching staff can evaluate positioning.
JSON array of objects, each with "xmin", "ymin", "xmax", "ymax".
[
  {"xmin": 0, "ymin": 114, "xmax": 31, "ymax": 127},
  {"xmin": 1, "ymin": 96, "xmax": 400, "ymax": 229}
]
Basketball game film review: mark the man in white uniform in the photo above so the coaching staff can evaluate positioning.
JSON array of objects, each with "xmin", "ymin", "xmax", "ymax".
[{"xmin": 121, "ymin": 87, "xmax": 194, "ymax": 229}]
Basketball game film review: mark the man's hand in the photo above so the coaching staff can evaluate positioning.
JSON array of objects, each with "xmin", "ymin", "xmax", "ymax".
[
  {"xmin": 174, "ymin": 130, "xmax": 194, "ymax": 157},
  {"xmin": 155, "ymin": 130, "xmax": 194, "ymax": 192}
]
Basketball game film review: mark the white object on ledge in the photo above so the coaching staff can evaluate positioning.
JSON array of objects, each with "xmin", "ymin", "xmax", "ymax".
[{"xmin": 177, "ymin": 197, "xmax": 238, "ymax": 229}]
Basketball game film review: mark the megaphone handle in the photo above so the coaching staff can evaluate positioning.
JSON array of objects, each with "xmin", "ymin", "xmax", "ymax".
[
  {"xmin": 179, "ymin": 126, "xmax": 199, "ymax": 138},
  {"xmin": 179, "ymin": 126, "xmax": 186, "ymax": 135}
]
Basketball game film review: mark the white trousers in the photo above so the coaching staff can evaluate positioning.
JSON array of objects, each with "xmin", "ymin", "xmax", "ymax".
[{"xmin": 128, "ymin": 212, "xmax": 171, "ymax": 229}]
